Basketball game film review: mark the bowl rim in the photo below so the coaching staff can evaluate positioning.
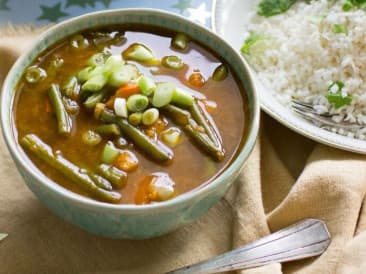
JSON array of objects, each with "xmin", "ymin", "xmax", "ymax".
[{"xmin": 1, "ymin": 8, "xmax": 260, "ymax": 212}]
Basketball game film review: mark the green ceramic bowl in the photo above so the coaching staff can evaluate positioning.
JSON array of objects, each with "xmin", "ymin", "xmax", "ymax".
[{"xmin": 1, "ymin": 9, "xmax": 259, "ymax": 239}]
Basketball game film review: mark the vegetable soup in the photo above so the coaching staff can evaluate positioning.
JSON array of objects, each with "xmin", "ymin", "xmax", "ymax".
[{"xmin": 14, "ymin": 26, "xmax": 247, "ymax": 204}]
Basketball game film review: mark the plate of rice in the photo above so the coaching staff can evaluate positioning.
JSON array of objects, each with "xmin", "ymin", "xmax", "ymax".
[{"xmin": 212, "ymin": 0, "xmax": 366, "ymax": 153}]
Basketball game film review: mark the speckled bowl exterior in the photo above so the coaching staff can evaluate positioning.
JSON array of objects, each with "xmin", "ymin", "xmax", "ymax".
[{"xmin": 1, "ymin": 9, "xmax": 259, "ymax": 239}]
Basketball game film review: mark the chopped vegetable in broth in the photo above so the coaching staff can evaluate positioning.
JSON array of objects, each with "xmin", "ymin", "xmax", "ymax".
[{"xmin": 14, "ymin": 26, "xmax": 248, "ymax": 204}]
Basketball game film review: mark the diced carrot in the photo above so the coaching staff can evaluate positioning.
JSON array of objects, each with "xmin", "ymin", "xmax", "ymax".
[
  {"xmin": 144, "ymin": 118, "xmax": 168, "ymax": 139},
  {"xmin": 115, "ymin": 82, "xmax": 140, "ymax": 98},
  {"xmin": 145, "ymin": 128, "xmax": 156, "ymax": 139},
  {"xmin": 135, "ymin": 175, "xmax": 154, "ymax": 204},
  {"xmin": 113, "ymin": 150, "xmax": 139, "ymax": 172},
  {"xmin": 153, "ymin": 118, "xmax": 168, "ymax": 133},
  {"xmin": 188, "ymin": 70, "xmax": 205, "ymax": 88},
  {"xmin": 105, "ymin": 95, "xmax": 116, "ymax": 109}
]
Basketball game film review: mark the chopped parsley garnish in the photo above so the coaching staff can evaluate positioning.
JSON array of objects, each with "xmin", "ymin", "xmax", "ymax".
[
  {"xmin": 257, "ymin": 0, "xmax": 299, "ymax": 17},
  {"xmin": 333, "ymin": 24, "xmax": 348, "ymax": 34},
  {"xmin": 326, "ymin": 81, "xmax": 352, "ymax": 109},
  {"xmin": 241, "ymin": 32, "xmax": 265, "ymax": 55},
  {"xmin": 342, "ymin": 0, "xmax": 366, "ymax": 11},
  {"xmin": 342, "ymin": 0, "xmax": 354, "ymax": 10}
]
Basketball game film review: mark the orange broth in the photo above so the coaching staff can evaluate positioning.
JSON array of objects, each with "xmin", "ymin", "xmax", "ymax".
[{"xmin": 14, "ymin": 26, "xmax": 248, "ymax": 204}]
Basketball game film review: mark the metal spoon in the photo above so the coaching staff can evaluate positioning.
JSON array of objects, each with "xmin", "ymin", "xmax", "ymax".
[{"xmin": 166, "ymin": 219, "xmax": 331, "ymax": 274}]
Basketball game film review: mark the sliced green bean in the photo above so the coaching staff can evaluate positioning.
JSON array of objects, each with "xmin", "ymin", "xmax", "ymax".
[
  {"xmin": 95, "ymin": 124, "xmax": 121, "ymax": 136},
  {"xmin": 162, "ymin": 104, "xmax": 191, "ymax": 125},
  {"xmin": 25, "ymin": 66, "xmax": 47, "ymax": 84},
  {"xmin": 212, "ymin": 64, "xmax": 228, "ymax": 81},
  {"xmin": 62, "ymin": 76, "xmax": 80, "ymax": 99},
  {"xmin": 190, "ymin": 99, "xmax": 222, "ymax": 147},
  {"xmin": 98, "ymin": 164, "xmax": 127, "ymax": 189},
  {"xmin": 83, "ymin": 91, "xmax": 104, "ymax": 109},
  {"xmin": 48, "ymin": 84, "xmax": 72, "ymax": 136},
  {"xmin": 164, "ymin": 103, "xmax": 225, "ymax": 161},
  {"xmin": 87, "ymin": 171, "xmax": 113, "ymax": 191},
  {"xmin": 171, "ymin": 33, "xmax": 189, "ymax": 50},
  {"xmin": 185, "ymin": 119, "xmax": 225, "ymax": 161},
  {"xmin": 20, "ymin": 134, "xmax": 121, "ymax": 203},
  {"xmin": 101, "ymin": 110, "xmax": 173, "ymax": 162},
  {"xmin": 161, "ymin": 55, "xmax": 185, "ymax": 70},
  {"xmin": 62, "ymin": 97, "xmax": 80, "ymax": 115}
]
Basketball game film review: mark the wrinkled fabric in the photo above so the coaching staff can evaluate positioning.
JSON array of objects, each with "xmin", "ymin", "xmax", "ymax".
[{"xmin": 1, "ymin": 27, "xmax": 365, "ymax": 274}]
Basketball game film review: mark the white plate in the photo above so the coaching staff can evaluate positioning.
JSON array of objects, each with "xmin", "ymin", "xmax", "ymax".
[{"xmin": 212, "ymin": 0, "xmax": 366, "ymax": 154}]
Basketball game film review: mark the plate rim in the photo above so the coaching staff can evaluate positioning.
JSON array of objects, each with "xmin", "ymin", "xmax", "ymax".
[{"xmin": 211, "ymin": 0, "xmax": 366, "ymax": 154}]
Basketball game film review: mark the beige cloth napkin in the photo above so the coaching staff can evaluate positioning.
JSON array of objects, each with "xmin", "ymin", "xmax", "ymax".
[{"xmin": 1, "ymin": 27, "xmax": 366, "ymax": 274}]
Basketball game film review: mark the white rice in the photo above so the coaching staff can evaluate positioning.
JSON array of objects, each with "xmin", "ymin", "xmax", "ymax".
[{"xmin": 245, "ymin": 0, "xmax": 366, "ymax": 139}]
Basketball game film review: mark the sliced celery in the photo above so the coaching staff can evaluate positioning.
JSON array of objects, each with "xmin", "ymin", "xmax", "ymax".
[
  {"xmin": 81, "ymin": 74, "xmax": 108, "ymax": 92},
  {"xmin": 77, "ymin": 66, "xmax": 94, "ymax": 82},
  {"xmin": 138, "ymin": 75, "xmax": 156, "ymax": 96},
  {"xmin": 128, "ymin": 112, "xmax": 143, "ymax": 126},
  {"xmin": 109, "ymin": 70, "xmax": 131, "ymax": 87},
  {"xmin": 142, "ymin": 108, "xmax": 159, "ymax": 126},
  {"xmin": 114, "ymin": 98, "xmax": 128, "ymax": 118},
  {"xmin": 152, "ymin": 82, "xmax": 175, "ymax": 108},
  {"xmin": 101, "ymin": 141, "xmax": 120, "ymax": 164},
  {"xmin": 122, "ymin": 43, "xmax": 155, "ymax": 62},
  {"xmin": 104, "ymin": 55, "xmax": 125, "ymax": 71},
  {"xmin": 161, "ymin": 55, "xmax": 185, "ymax": 70},
  {"xmin": 127, "ymin": 94, "xmax": 149, "ymax": 112},
  {"xmin": 172, "ymin": 87, "xmax": 194, "ymax": 107},
  {"xmin": 108, "ymin": 64, "xmax": 139, "ymax": 87}
]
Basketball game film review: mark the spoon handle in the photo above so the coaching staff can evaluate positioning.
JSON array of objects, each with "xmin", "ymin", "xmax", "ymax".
[{"xmin": 166, "ymin": 219, "xmax": 331, "ymax": 274}]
